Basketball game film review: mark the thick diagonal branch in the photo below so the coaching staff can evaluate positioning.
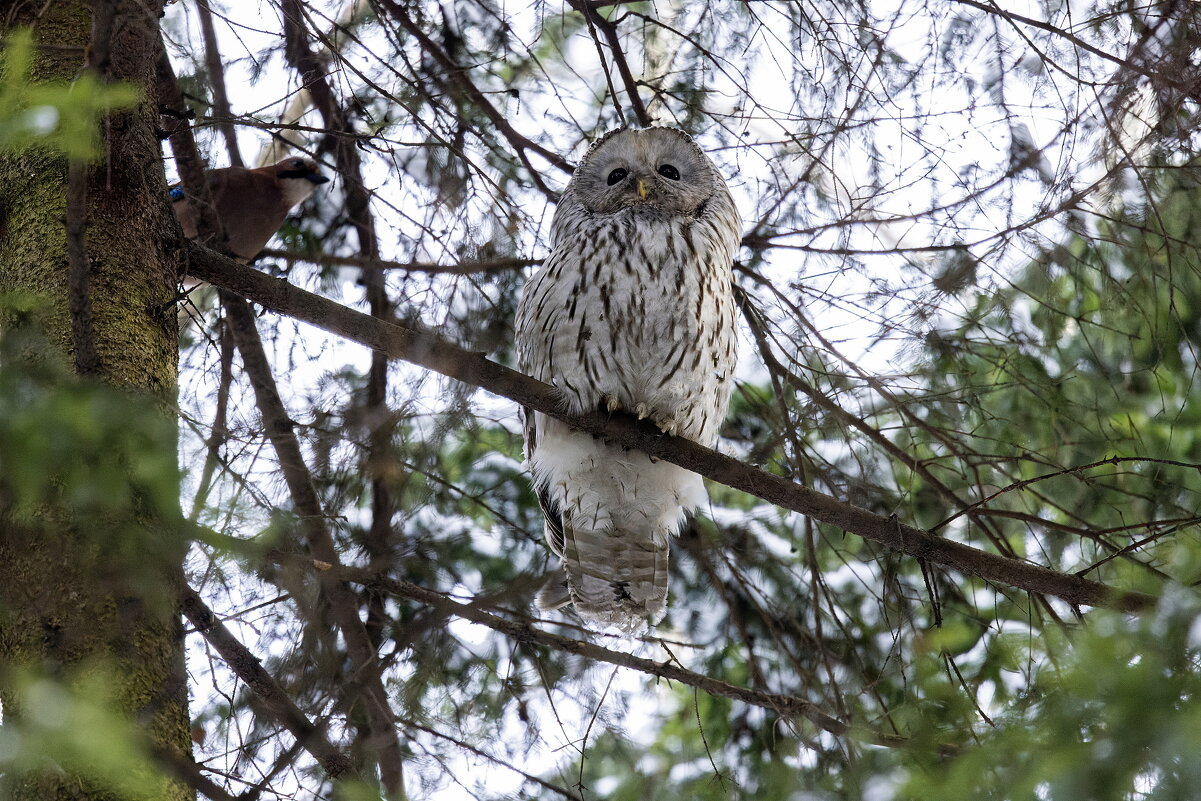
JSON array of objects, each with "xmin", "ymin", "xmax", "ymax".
[
  {"xmin": 221, "ymin": 292, "xmax": 407, "ymax": 800},
  {"xmin": 185, "ymin": 245, "xmax": 1157, "ymax": 614},
  {"xmin": 181, "ymin": 586, "xmax": 353, "ymax": 778},
  {"xmin": 280, "ymin": 5, "xmax": 405, "ymax": 792}
]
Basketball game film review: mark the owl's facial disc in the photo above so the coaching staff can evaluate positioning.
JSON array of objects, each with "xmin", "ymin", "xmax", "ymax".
[{"xmin": 573, "ymin": 128, "xmax": 716, "ymax": 216}]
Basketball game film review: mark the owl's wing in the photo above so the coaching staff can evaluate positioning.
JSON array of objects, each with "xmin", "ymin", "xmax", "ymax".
[
  {"xmin": 534, "ymin": 573, "xmax": 572, "ymax": 612},
  {"xmin": 522, "ymin": 405, "xmax": 565, "ymax": 555},
  {"xmin": 537, "ymin": 483, "xmax": 566, "ymax": 557},
  {"xmin": 523, "ymin": 405, "xmax": 573, "ymax": 612}
]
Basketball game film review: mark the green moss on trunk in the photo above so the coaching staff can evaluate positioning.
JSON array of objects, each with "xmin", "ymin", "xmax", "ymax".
[{"xmin": 0, "ymin": 2, "xmax": 191, "ymax": 799}]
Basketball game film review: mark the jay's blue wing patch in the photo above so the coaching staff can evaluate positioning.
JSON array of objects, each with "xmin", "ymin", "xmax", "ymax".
[{"xmin": 168, "ymin": 186, "xmax": 186, "ymax": 202}]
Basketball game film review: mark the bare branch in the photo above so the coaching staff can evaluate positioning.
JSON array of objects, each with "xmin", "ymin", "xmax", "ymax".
[
  {"xmin": 155, "ymin": 47, "xmax": 227, "ymax": 251},
  {"xmin": 950, "ymin": 0, "xmax": 1200, "ymax": 102},
  {"xmin": 196, "ymin": 0, "xmax": 244, "ymax": 167},
  {"xmin": 163, "ymin": 23, "xmax": 407, "ymax": 796},
  {"xmin": 151, "ymin": 742, "xmax": 241, "ymax": 801},
  {"xmin": 398, "ymin": 717, "xmax": 587, "ymax": 800},
  {"xmin": 326, "ymin": 563, "xmax": 907, "ymax": 749},
  {"xmin": 372, "ymin": 0, "xmax": 573, "ymax": 188},
  {"xmin": 181, "ymin": 585, "xmax": 354, "ymax": 778},
  {"xmin": 220, "ymin": 291, "xmax": 408, "ymax": 800},
  {"xmin": 568, "ymin": 0, "xmax": 652, "ymax": 126},
  {"xmin": 279, "ymin": 6, "xmax": 406, "ymax": 792},
  {"xmin": 258, "ymin": 248, "xmax": 540, "ymax": 274}
]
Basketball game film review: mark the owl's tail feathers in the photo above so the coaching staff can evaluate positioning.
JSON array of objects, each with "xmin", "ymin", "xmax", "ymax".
[{"xmin": 559, "ymin": 522, "xmax": 669, "ymax": 634}]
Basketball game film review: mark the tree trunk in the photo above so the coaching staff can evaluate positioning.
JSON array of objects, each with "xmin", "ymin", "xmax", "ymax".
[{"xmin": 0, "ymin": 2, "xmax": 190, "ymax": 799}]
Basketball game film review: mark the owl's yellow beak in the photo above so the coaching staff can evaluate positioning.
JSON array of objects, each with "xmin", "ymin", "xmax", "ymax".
[{"xmin": 636, "ymin": 178, "xmax": 650, "ymax": 200}]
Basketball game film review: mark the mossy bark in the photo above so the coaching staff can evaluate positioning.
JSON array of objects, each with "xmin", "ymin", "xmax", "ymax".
[{"xmin": 0, "ymin": 2, "xmax": 190, "ymax": 799}]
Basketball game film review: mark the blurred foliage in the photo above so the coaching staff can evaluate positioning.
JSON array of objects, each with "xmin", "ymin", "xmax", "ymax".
[
  {"xmin": 0, "ymin": 29, "xmax": 138, "ymax": 161},
  {"xmin": 0, "ymin": 296, "xmax": 187, "ymax": 795},
  {"xmin": 0, "ymin": 295, "xmax": 185, "ymax": 570},
  {"xmin": 0, "ymin": 669, "xmax": 178, "ymax": 801},
  {"xmin": 902, "ymin": 594, "xmax": 1201, "ymax": 801}
]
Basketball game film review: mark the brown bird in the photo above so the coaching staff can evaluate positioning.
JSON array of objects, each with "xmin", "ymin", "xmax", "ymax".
[{"xmin": 170, "ymin": 156, "xmax": 329, "ymax": 261}]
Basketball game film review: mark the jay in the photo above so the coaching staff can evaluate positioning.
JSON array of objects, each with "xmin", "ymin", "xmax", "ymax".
[{"xmin": 171, "ymin": 156, "xmax": 329, "ymax": 261}]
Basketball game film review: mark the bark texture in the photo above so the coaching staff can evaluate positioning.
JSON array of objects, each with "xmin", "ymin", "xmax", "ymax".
[{"xmin": 0, "ymin": 2, "xmax": 190, "ymax": 799}]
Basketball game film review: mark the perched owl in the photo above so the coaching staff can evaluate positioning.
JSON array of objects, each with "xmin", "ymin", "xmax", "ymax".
[{"xmin": 515, "ymin": 127, "xmax": 741, "ymax": 632}]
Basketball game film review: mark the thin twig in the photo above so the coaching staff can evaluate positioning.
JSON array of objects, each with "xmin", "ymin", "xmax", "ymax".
[
  {"xmin": 399, "ymin": 717, "xmax": 586, "ymax": 801},
  {"xmin": 932, "ymin": 455, "xmax": 1201, "ymax": 532},
  {"xmin": 949, "ymin": 0, "xmax": 1200, "ymax": 102},
  {"xmin": 373, "ymin": 0, "xmax": 572, "ymax": 193},
  {"xmin": 328, "ymin": 563, "xmax": 901, "ymax": 747},
  {"xmin": 568, "ymin": 0, "xmax": 651, "ymax": 126}
]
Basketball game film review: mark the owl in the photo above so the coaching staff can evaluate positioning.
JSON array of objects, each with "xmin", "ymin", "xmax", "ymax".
[{"xmin": 514, "ymin": 127, "xmax": 741, "ymax": 632}]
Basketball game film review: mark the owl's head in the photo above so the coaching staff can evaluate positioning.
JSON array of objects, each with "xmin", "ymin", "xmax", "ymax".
[{"xmin": 569, "ymin": 127, "xmax": 721, "ymax": 216}]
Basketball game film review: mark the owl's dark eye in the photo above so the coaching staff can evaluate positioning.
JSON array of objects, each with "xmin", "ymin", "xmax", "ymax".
[
  {"xmin": 657, "ymin": 164, "xmax": 680, "ymax": 180},
  {"xmin": 606, "ymin": 168, "xmax": 628, "ymax": 186}
]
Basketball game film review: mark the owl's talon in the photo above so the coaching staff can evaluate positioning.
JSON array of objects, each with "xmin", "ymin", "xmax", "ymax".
[
  {"xmin": 656, "ymin": 419, "xmax": 680, "ymax": 437},
  {"xmin": 635, "ymin": 402, "xmax": 651, "ymax": 420},
  {"xmin": 603, "ymin": 394, "xmax": 622, "ymax": 413}
]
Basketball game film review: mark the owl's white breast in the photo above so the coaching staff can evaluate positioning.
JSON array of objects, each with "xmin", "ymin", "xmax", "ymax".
[{"xmin": 517, "ymin": 204, "xmax": 739, "ymax": 446}]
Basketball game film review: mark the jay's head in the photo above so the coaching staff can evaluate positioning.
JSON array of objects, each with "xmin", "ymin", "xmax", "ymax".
[{"xmin": 272, "ymin": 156, "xmax": 330, "ymax": 206}]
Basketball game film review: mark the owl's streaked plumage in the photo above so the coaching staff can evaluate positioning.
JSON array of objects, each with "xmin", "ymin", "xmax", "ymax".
[{"xmin": 515, "ymin": 127, "xmax": 741, "ymax": 632}]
